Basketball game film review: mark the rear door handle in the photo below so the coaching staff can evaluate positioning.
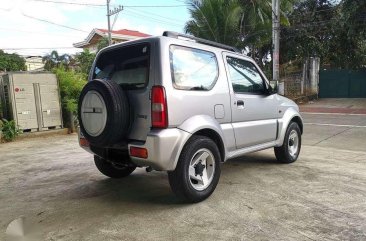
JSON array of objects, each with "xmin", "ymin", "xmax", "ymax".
[{"xmin": 237, "ymin": 100, "xmax": 244, "ymax": 109}]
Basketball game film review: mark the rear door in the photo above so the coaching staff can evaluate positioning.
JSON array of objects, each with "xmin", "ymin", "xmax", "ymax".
[
  {"xmin": 92, "ymin": 41, "xmax": 155, "ymax": 141},
  {"xmin": 223, "ymin": 53, "xmax": 278, "ymax": 149}
]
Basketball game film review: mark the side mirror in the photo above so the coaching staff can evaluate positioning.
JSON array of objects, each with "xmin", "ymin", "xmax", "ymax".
[{"xmin": 267, "ymin": 80, "xmax": 278, "ymax": 95}]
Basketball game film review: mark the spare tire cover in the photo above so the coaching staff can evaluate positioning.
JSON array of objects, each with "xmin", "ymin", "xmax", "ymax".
[{"xmin": 78, "ymin": 79, "xmax": 130, "ymax": 146}]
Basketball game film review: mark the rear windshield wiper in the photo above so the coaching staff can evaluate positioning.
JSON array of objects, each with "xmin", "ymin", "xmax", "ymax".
[
  {"xmin": 190, "ymin": 86, "xmax": 208, "ymax": 90},
  {"xmin": 119, "ymin": 83, "xmax": 146, "ymax": 89}
]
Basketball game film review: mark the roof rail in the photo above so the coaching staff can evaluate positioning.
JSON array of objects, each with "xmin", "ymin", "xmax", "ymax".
[{"xmin": 163, "ymin": 31, "xmax": 239, "ymax": 53}]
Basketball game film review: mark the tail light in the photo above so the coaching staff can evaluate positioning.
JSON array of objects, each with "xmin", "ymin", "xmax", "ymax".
[
  {"xmin": 130, "ymin": 147, "xmax": 148, "ymax": 159},
  {"xmin": 79, "ymin": 137, "xmax": 89, "ymax": 147},
  {"xmin": 151, "ymin": 86, "xmax": 168, "ymax": 128}
]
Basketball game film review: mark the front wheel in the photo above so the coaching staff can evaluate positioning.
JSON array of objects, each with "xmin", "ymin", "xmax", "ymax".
[
  {"xmin": 274, "ymin": 122, "xmax": 302, "ymax": 163},
  {"xmin": 94, "ymin": 155, "xmax": 136, "ymax": 178},
  {"xmin": 168, "ymin": 135, "xmax": 221, "ymax": 203}
]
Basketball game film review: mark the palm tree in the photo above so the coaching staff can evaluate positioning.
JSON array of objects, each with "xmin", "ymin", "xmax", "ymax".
[
  {"xmin": 185, "ymin": 0, "xmax": 243, "ymax": 47},
  {"xmin": 185, "ymin": 0, "xmax": 297, "ymax": 65},
  {"xmin": 43, "ymin": 50, "xmax": 72, "ymax": 70}
]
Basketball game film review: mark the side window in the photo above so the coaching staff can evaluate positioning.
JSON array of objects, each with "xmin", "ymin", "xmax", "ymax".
[
  {"xmin": 170, "ymin": 45, "xmax": 218, "ymax": 90},
  {"xmin": 226, "ymin": 56, "xmax": 265, "ymax": 94}
]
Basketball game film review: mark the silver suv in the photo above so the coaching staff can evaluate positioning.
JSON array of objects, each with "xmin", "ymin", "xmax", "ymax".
[{"xmin": 77, "ymin": 32, "xmax": 303, "ymax": 203}]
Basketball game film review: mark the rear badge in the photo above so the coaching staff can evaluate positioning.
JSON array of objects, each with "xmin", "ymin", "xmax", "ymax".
[{"xmin": 137, "ymin": 114, "xmax": 147, "ymax": 119}]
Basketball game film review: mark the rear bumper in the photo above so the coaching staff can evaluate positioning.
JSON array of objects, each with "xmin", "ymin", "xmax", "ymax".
[
  {"xmin": 78, "ymin": 127, "xmax": 191, "ymax": 171},
  {"xmin": 129, "ymin": 128, "xmax": 191, "ymax": 171},
  {"xmin": 78, "ymin": 128, "xmax": 93, "ymax": 154}
]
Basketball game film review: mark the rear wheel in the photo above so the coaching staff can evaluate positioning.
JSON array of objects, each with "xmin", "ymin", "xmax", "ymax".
[
  {"xmin": 274, "ymin": 122, "xmax": 301, "ymax": 163},
  {"xmin": 94, "ymin": 155, "xmax": 136, "ymax": 178},
  {"xmin": 168, "ymin": 136, "xmax": 221, "ymax": 203}
]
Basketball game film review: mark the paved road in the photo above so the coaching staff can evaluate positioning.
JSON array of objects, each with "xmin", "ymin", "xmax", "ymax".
[
  {"xmin": 0, "ymin": 112, "xmax": 365, "ymax": 241},
  {"xmin": 302, "ymin": 112, "xmax": 366, "ymax": 152}
]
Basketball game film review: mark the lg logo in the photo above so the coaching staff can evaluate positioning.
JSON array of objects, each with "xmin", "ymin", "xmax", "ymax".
[{"xmin": 14, "ymin": 88, "xmax": 25, "ymax": 93}]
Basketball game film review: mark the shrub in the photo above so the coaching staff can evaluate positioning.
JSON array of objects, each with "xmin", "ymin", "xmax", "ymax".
[
  {"xmin": 1, "ymin": 119, "xmax": 21, "ymax": 142},
  {"xmin": 54, "ymin": 67, "xmax": 87, "ymax": 130},
  {"xmin": 54, "ymin": 67, "xmax": 87, "ymax": 114}
]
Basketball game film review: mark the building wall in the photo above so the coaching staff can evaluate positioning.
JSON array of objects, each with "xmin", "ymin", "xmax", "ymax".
[
  {"xmin": 84, "ymin": 39, "xmax": 126, "ymax": 53},
  {"xmin": 25, "ymin": 57, "xmax": 44, "ymax": 71}
]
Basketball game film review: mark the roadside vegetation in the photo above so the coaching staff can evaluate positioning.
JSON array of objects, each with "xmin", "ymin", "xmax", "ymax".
[
  {"xmin": 43, "ymin": 42, "xmax": 106, "ymax": 131},
  {"xmin": 54, "ymin": 67, "xmax": 87, "ymax": 131},
  {"xmin": 0, "ymin": 119, "xmax": 21, "ymax": 142},
  {"xmin": 185, "ymin": 0, "xmax": 366, "ymax": 71},
  {"xmin": 0, "ymin": 50, "xmax": 26, "ymax": 71}
]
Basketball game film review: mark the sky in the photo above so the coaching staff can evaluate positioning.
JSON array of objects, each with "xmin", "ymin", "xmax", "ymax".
[{"xmin": 0, "ymin": 0, "xmax": 191, "ymax": 56}]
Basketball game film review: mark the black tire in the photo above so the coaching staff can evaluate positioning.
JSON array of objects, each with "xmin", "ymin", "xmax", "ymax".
[
  {"xmin": 94, "ymin": 155, "xmax": 136, "ymax": 178},
  {"xmin": 168, "ymin": 135, "xmax": 221, "ymax": 203},
  {"xmin": 275, "ymin": 122, "xmax": 302, "ymax": 163},
  {"xmin": 78, "ymin": 79, "xmax": 130, "ymax": 146}
]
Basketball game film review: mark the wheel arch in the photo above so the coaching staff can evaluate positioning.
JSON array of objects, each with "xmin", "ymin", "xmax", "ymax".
[
  {"xmin": 192, "ymin": 129, "xmax": 225, "ymax": 163},
  {"xmin": 276, "ymin": 108, "xmax": 303, "ymax": 146},
  {"xmin": 291, "ymin": 115, "xmax": 303, "ymax": 134},
  {"xmin": 177, "ymin": 115, "xmax": 227, "ymax": 163}
]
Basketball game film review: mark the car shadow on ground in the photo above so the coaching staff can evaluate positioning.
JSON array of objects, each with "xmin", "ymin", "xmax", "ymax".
[
  {"xmin": 63, "ymin": 152, "xmax": 279, "ymax": 206},
  {"xmin": 227, "ymin": 151, "xmax": 279, "ymax": 166}
]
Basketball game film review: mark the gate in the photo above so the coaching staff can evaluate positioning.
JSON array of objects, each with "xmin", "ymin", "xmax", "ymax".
[{"xmin": 319, "ymin": 70, "xmax": 366, "ymax": 98}]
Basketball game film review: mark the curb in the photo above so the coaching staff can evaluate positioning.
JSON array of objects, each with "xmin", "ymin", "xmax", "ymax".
[
  {"xmin": 0, "ymin": 128, "xmax": 69, "ymax": 143},
  {"xmin": 300, "ymin": 107, "xmax": 366, "ymax": 115}
]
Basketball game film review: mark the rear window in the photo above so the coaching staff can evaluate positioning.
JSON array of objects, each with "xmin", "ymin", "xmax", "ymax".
[
  {"xmin": 93, "ymin": 43, "xmax": 150, "ymax": 90},
  {"xmin": 170, "ymin": 45, "xmax": 218, "ymax": 91}
]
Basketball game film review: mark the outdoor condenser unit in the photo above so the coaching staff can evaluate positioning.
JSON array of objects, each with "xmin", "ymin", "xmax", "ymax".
[{"xmin": 0, "ymin": 72, "xmax": 63, "ymax": 132}]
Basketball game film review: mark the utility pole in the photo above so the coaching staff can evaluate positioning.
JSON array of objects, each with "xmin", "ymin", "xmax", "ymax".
[
  {"xmin": 272, "ymin": 0, "xmax": 282, "ymax": 94},
  {"xmin": 106, "ymin": 1, "xmax": 123, "ymax": 46},
  {"xmin": 106, "ymin": 0, "xmax": 112, "ymax": 46}
]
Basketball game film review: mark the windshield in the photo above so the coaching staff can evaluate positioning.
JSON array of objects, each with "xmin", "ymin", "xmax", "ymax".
[{"xmin": 93, "ymin": 43, "xmax": 150, "ymax": 90}]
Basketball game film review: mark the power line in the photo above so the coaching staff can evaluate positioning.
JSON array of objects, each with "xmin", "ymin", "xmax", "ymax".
[
  {"xmin": 124, "ymin": 9, "xmax": 184, "ymax": 27},
  {"xmin": 30, "ymin": 0, "xmax": 188, "ymax": 8},
  {"xmin": 127, "ymin": 7, "xmax": 183, "ymax": 24},
  {"xmin": 30, "ymin": 0, "xmax": 105, "ymax": 7},
  {"xmin": 293, "ymin": 6, "xmax": 339, "ymax": 14},
  {"xmin": 22, "ymin": 13, "xmax": 89, "ymax": 33},
  {"xmin": 124, "ymin": 5, "xmax": 188, "ymax": 8},
  {"xmin": 1, "ymin": 47, "xmax": 77, "ymax": 50},
  {"xmin": 0, "ymin": 7, "xmax": 13, "ymax": 11},
  {"xmin": 0, "ymin": 27, "xmax": 77, "ymax": 37}
]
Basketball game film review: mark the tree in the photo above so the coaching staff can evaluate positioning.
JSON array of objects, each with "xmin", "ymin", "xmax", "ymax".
[
  {"xmin": 0, "ymin": 50, "xmax": 26, "ymax": 71},
  {"xmin": 280, "ymin": 0, "xmax": 366, "ymax": 69},
  {"xmin": 75, "ymin": 49, "xmax": 95, "ymax": 75},
  {"xmin": 43, "ymin": 50, "xmax": 72, "ymax": 71},
  {"xmin": 185, "ymin": 0, "xmax": 297, "ymax": 66},
  {"xmin": 329, "ymin": 0, "xmax": 366, "ymax": 68},
  {"xmin": 97, "ymin": 37, "xmax": 109, "ymax": 52},
  {"xmin": 239, "ymin": 0, "xmax": 295, "ymax": 65},
  {"xmin": 280, "ymin": 0, "xmax": 338, "ymax": 65},
  {"xmin": 185, "ymin": 0, "xmax": 243, "ymax": 47}
]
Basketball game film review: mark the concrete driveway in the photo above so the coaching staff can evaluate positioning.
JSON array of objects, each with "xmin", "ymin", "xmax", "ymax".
[{"xmin": 1, "ymin": 105, "xmax": 366, "ymax": 240}]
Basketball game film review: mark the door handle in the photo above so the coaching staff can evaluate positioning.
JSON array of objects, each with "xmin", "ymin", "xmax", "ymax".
[{"xmin": 237, "ymin": 100, "xmax": 244, "ymax": 109}]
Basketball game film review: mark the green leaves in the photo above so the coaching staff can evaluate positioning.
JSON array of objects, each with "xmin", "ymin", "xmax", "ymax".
[
  {"xmin": 280, "ymin": 0, "xmax": 366, "ymax": 69},
  {"xmin": 53, "ymin": 67, "xmax": 87, "ymax": 114},
  {"xmin": 0, "ymin": 50, "xmax": 26, "ymax": 71},
  {"xmin": 74, "ymin": 49, "xmax": 96, "ymax": 75},
  {"xmin": 97, "ymin": 37, "xmax": 109, "ymax": 52},
  {"xmin": 185, "ymin": 0, "xmax": 242, "ymax": 47},
  {"xmin": 0, "ymin": 119, "xmax": 21, "ymax": 142},
  {"xmin": 184, "ymin": 0, "xmax": 296, "ymax": 66}
]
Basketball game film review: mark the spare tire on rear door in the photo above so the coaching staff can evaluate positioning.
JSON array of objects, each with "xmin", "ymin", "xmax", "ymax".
[{"xmin": 78, "ymin": 79, "xmax": 130, "ymax": 146}]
